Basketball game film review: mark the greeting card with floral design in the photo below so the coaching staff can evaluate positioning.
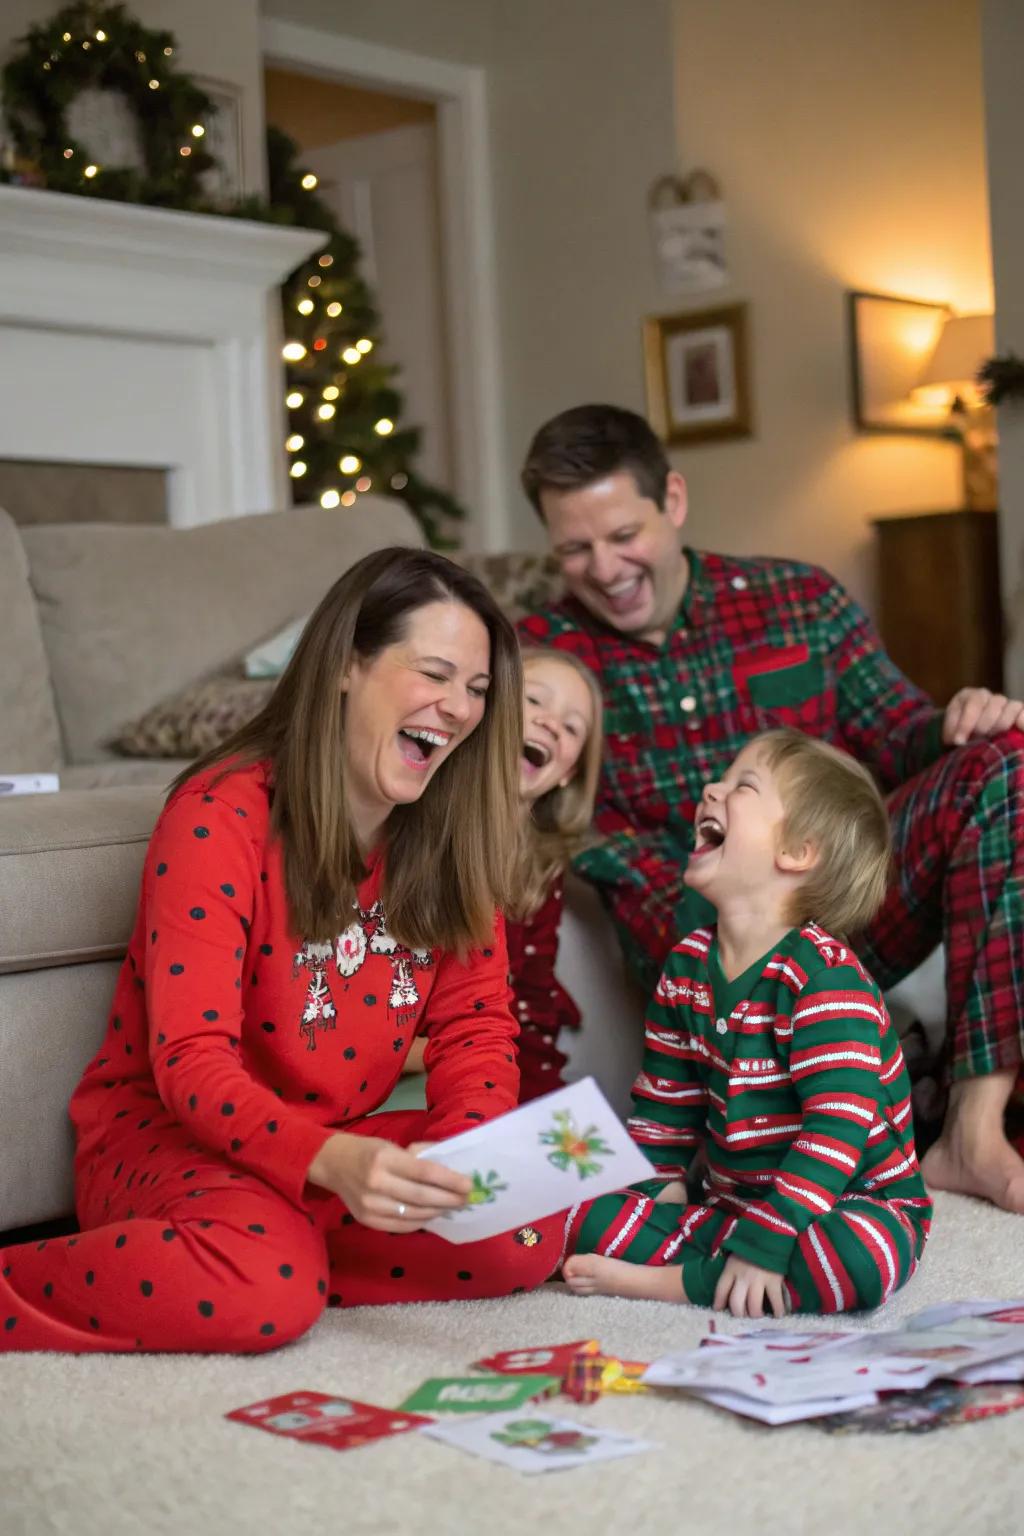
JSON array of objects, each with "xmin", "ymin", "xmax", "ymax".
[{"xmin": 419, "ymin": 1077, "xmax": 652, "ymax": 1244}]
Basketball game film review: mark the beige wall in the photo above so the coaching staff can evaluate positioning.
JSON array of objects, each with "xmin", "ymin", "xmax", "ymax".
[
  {"xmin": 982, "ymin": 0, "xmax": 1024, "ymax": 692},
  {"xmin": 0, "ymin": 0, "xmax": 266, "ymax": 195},
  {"xmin": 671, "ymin": 0, "xmax": 992, "ymax": 607}
]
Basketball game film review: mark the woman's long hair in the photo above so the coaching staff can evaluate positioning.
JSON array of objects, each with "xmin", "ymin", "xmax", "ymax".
[
  {"xmin": 170, "ymin": 548, "xmax": 523, "ymax": 954},
  {"xmin": 513, "ymin": 648, "xmax": 604, "ymax": 919}
]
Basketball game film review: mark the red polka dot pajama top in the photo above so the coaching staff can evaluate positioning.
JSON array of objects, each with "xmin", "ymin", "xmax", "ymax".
[{"xmin": 0, "ymin": 762, "xmax": 561, "ymax": 1353}]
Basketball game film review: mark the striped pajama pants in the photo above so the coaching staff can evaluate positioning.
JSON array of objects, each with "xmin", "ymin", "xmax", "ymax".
[{"xmin": 569, "ymin": 1190, "xmax": 930, "ymax": 1313}]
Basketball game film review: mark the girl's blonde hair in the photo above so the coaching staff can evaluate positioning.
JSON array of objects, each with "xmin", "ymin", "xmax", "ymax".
[
  {"xmin": 170, "ymin": 547, "xmax": 523, "ymax": 955},
  {"xmin": 513, "ymin": 647, "xmax": 604, "ymax": 918},
  {"xmin": 753, "ymin": 728, "xmax": 891, "ymax": 936}
]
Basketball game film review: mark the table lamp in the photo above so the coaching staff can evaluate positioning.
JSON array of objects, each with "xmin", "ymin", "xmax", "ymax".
[{"xmin": 914, "ymin": 312, "xmax": 996, "ymax": 511}]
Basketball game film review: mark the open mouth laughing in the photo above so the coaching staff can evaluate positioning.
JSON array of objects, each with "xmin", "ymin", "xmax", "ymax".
[
  {"xmin": 594, "ymin": 573, "xmax": 647, "ymax": 616},
  {"xmin": 521, "ymin": 737, "xmax": 552, "ymax": 778},
  {"xmin": 397, "ymin": 726, "xmax": 451, "ymax": 770},
  {"xmin": 691, "ymin": 813, "xmax": 726, "ymax": 858}
]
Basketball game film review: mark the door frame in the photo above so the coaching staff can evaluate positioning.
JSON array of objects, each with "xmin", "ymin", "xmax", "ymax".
[{"xmin": 261, "ymin": 19, "xmax": 509, "ymax": 550}]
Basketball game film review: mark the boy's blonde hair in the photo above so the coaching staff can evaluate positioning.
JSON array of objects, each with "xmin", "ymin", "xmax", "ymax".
[
  {"xmin": 514, "ymin": 647, "xmax": 604, "ymax": 919},
  {"xmin": 754, "ymin": 728, "xmax": 890, "ymax": 936}
]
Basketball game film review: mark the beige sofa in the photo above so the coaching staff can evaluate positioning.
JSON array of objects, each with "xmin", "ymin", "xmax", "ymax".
[{"xmin": 0, "ymin": 502, "xmax": 644, "ymax": 1234}]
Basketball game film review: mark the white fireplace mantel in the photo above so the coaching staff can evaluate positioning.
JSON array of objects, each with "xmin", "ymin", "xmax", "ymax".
[{"xmin": 0, "ymin": 186, "xmax": 325, "ymax": 525}]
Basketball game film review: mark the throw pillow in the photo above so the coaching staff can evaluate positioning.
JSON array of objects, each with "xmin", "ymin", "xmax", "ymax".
[
  {"xmin": 244, "ymin": 615, "xmax": 308, "ymax": 678},
  {"xmin": 112, "ymin": 676, "xmax": 275, "ymax": 759}
]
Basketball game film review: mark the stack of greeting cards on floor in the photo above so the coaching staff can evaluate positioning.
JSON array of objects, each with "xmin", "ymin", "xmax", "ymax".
[{"xmin": 642, "ymin": 1299, "xmax": 1024, "ymax": 1427}]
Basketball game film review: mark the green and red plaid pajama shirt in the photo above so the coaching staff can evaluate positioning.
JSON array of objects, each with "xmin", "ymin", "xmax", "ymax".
[
  {"xmin": 520, "ymin": 548, "xmax": 1024, "ymax": 1082},
  {"xmin": 567, "ymin": 924, "xmax": 933, "ymax": 1313}
]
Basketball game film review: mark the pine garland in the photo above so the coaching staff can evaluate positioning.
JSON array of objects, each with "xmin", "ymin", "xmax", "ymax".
[{"xmin": 1, "ymin": 1, "xmax": 465, "ymax": 546}]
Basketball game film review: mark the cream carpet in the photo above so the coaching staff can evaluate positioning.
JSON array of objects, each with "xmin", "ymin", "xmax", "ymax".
[{"xmin": 4, "ymin": 1191, "xmax": 1024, "ymax": 1536}]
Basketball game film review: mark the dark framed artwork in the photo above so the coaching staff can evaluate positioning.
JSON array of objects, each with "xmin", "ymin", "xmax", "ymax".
[{"xmin": 847, "ymin": 290, "xmax": 953, "ymax": 436}]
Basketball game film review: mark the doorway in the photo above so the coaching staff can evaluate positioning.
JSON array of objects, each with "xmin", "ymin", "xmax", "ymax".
[
  {"xmin": 264, "ymin": 68, "xmax": 454, "ymax": 497},
  {"xmin": 260, "ymin": 21, "xmax": 508, "ymax": 550}
]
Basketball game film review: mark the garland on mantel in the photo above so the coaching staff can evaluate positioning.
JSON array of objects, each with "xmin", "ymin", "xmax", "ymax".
[{"xmin": 1, "ymin": 1, "xmax": 466, "ymax": 546}]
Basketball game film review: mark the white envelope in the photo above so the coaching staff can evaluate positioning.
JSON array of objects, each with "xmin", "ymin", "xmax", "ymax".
[{"xmin": 419, "ymin": 1077, "xmax": 654, "ymax": 1244}]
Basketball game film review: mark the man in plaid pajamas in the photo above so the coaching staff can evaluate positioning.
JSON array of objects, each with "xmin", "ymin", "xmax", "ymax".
[{"xmin": 518, "ymin": 403, "xmax": 1024, "ymax": 1215}]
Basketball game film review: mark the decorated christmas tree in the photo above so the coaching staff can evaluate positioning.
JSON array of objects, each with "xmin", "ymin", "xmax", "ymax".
[
  {"xmin": 1, "ymin": 2, "xmax": 464, "ymax": 547},
  {"xmin": 262, "ymin": 128, "xmax": 464, "ymax": 547}
]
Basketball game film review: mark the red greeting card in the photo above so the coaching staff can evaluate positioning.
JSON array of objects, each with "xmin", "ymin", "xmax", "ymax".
[{"xmin": 226, "ymin": 1391, "xmax": 430, "ymax": 1451}]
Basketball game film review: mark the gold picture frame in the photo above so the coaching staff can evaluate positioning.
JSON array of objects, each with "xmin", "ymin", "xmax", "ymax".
[{"xmin": 643, "ymin": 303, "xmax": 752, "ymax": 446}]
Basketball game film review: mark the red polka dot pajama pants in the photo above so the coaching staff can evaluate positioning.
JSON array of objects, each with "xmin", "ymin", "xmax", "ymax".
[{"xmin": 0, "ymin": 1112, "xmax": 562, "ymax": 1353}]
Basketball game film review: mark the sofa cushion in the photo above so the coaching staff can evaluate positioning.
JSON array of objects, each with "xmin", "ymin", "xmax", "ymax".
[
  {"xmin": 0, "ymin": 960, "xmax": 120, "ymax": 1229},
  {"xmin": 111, "ymin": 675, "xmax": 276, "ymax": 758},
  {"xmin": 0, "ymin": 508, "xmax": 63, "ymax": 773},
  {"xmin": 0, "ymin": 786, "xmax": 163, "ymax": 974},
  {"xmin": 235, "ymin": 551, "xmax": 566, "ymax": 686},
  {"xmin": 22, "ymin": 497, "xmax": 424, "ymax": 764},
  {"xmin": 60, "ymin": 759, "xmax": 193, "ymax": 791}
]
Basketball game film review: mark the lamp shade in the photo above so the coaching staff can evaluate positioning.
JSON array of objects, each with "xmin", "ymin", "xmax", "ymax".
[{"xmin": 916, "ymin": 312, "xmax": 995, "ymax": 391}]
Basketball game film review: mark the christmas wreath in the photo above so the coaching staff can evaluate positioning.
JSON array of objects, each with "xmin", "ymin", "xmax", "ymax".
[
  {"xmin": 1, "ymin": 2, "xmax": 216, "ymax": 207},
  {"xmin": 1, "ymin": 1, "xmax": 466, "ymax": 545}
]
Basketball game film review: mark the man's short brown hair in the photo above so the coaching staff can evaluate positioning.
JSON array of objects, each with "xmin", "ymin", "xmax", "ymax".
[{"xmin": 521, "ymin": 404, "xmax": 670, "ymax": 515}]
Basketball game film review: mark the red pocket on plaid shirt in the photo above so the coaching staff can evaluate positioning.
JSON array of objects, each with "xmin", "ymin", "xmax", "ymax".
[{"xmin": 732, "ymin": 644, "xmax": 830, "ymax": 733}]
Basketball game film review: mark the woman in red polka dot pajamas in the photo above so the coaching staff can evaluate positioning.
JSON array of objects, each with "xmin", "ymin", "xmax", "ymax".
[{"xmin": 0, "ymin": 549, "xmax": 562, "ymax": 1353}]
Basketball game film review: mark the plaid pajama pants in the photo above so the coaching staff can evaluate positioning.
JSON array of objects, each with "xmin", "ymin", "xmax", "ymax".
[{"xmin": 860, "ymin": 731, "xmax": 1024, "ymax": 1081}]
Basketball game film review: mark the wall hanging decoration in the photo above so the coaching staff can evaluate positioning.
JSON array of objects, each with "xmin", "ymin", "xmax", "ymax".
[{"xmin": 648, "ymin": 169, "xmax": 728, "ymax": 295}]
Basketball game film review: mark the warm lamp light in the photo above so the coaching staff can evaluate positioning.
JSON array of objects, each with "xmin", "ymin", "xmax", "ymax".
[
  {"xmin": 914, "ymin": 312, "xmax": 997, "ymax": 512},
  {"xmin": 914, "ymin": 313, "xmax": 995, "ymax": 408}
]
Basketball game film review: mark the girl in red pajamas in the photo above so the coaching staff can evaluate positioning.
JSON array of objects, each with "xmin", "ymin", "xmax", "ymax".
[
  {"xmin": 404, "ymin": 647, "xmax": 603, "ymax": 1101},
  {"xmin": 0, "ymin": 549, "xmax": 563, "ymax": 1354}
]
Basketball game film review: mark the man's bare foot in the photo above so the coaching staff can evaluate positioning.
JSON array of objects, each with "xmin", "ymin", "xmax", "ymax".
[
  {"xmin": 563, "ymin": 1254, "xmax": 687, "ymax": 1302},
  {"xmin": 921, "ymin": 1070, "xmax": 1024, "ymax": 1214},
  {"xmin": 654, "ymin": 1180, "xmax": 686, "ymax": 1204}
]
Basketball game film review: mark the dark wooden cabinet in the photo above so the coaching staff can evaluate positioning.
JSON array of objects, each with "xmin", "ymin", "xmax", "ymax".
[{"xmin": 872, "ymin": 510, "xmax": 1003, "ymax": 706}]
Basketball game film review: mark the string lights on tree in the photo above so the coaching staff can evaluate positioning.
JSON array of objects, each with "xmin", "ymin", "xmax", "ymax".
[
  {"xmin": 1, "ymin": 1, "xmax": 465, "ymax": 548},
  {"xmin": 265, "ymin": 127, "xmax": 464, "ymax": 546}
]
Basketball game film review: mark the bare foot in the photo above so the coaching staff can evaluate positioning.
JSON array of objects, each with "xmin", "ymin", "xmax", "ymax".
[
  {"xmin": 922, "ymin": 1070, "xmax": 1024, "ymax": 1214},
  {"xmin": 563, "ymin": 1254, "xmax": 687, "ymax": 1303}
]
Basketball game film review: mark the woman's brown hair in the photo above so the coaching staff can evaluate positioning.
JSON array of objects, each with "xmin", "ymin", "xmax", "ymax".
[
  {"xmin": 513, "ymin": 648, "xmax": 603, "ymax": 919},
  {"xmin": 170, "ymin": 547, "xmax": 523, "ymax": 954}
]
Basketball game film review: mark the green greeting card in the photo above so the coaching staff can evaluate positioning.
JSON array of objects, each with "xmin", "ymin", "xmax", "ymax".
[{"xmin": 399, "ymin": 1374, "xmax": 561, "ymax": 1415}]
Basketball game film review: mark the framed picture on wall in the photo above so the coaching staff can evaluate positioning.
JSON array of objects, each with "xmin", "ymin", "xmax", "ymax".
[
  {"xmin": 847, "ymin": 290, "xmax": 952, "ymax": 436},
  {"xmin": 643, "ymin": 303, "xmax": 752, "ymax": 445}
]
